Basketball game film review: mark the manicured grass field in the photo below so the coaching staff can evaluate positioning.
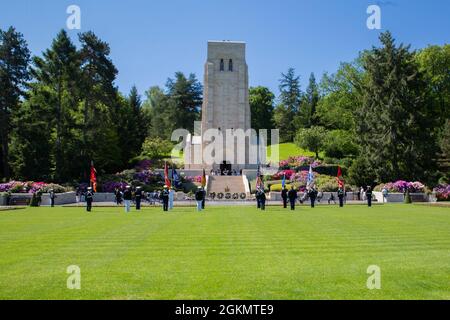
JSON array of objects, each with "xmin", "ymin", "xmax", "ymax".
[
  {"xmin": 267, "ymin": 142, "xmax": 317, "ymax": 160},
  {"xmin": 0, "ymin": 204, "xmax": 449, "ymax": 300}
]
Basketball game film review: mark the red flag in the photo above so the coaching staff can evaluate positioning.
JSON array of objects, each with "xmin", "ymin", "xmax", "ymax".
[
  {"xmin": 164, "ymin": 162, "xmax": 171, "ymax": 188},
  {"xmin": 336, "ymin": 166, "xmax": 344, "ymax": 189},
  {"xmin": 90, "ymin": 161, "xmax": 97, "ymax": 192}
]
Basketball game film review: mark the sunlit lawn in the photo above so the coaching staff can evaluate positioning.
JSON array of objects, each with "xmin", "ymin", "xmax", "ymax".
[{"xmin": 0, "ymin": 204, "xmax": 449, "ymax": 300}]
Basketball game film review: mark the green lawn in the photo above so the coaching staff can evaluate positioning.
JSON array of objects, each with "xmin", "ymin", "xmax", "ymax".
[
  {"xmin": 267, "ymin": 142, "xmax": 320, "ymax": 160},
  {"xmin": 0, "ymin": 205, "xmax": 449, "ymax": 300}
]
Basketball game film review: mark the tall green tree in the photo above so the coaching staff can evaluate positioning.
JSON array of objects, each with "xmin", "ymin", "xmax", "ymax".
[
  {"xmin": 357, "ymin": 31, "xmax": 439, "ymax": 184},
  {"xmin": 165, "ymin": 72, "xmax": 202, "ymax": 133},
  {"xmin": 316, "ymin": 57, "xmax": 366, "ymax": 131},
  {"xmin": 31, "ymin": 30, "xmax": 81, "ymax": 182},
  {"xmin": 10, "ymin": 98, "xmax": 52, "ymax": 181},
  {"xmin": 0, "ymin": 26, "xmax": 30, "ymax": 179},
  {"xmin": 249, "ymin": 86, "xmax": 275, "ymax": 132},
  {"xmin": 144, "ymin": 86, "xmax": 173, "ymax": 139},
  {"xmin": 274, "ymin": 68, "xmax": 302, "ymax": 142},
  {"xmin": 296, "ymin": 73, "xmax": 319, "ymax": 128},
  {"xmin": 78, "ymin": 31, "xmax": 120, "ymax": 177},
  {"xmin": 295, "ymin": 126, "xmax": 328, "ymax": 159}
]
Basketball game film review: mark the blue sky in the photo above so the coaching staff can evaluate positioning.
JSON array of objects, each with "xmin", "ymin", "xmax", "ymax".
[{"xmin": 1, "ymin": 0, "xmax": 449, "ymax": 97}]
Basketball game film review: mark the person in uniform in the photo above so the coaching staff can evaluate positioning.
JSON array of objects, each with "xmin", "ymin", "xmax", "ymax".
[
  {"xmin": 255, "ymin": 188, "xmax": 260, "ymax": 209},
  {"xmin": 337, "ymin": 188, "xmax": 345, "ymax": 207},
  {"xmin": 288, "ymin": 186, "xmax": 298, "ymax": 211},
  {"xmin": 49, "ymin": 189, "xmax": 56, "ymax": 207},
  {"xmin": 308, "ymin": 187, "xmax": 318, "ymax": 208},
  {"xmin": 168, "ymin": 187, "xmax": 175, "ymax": 210},
  {"xmin": 201, "ymin": 187, "xmax": 206, "ymax": 209},
  {"xmin": 366, "ymin": 186, "xmax": 373, "ymax": 207},
  {"xmin": 258, "ymin": 188, "xmax": 266, "ymax": 211},
  {"xmin": 85, "ymin": 187, "xmax": 93, "ymax": 212},
  {"xmin": 115, "ymin": 187, "xmax": 122, "ymax": 205},
  {"xmin": 135, "ymin": 186, "xmax": 142, "ymax": 210},
  {"xmin": 195, "ymin": 186, "xmax": 204, "ymax": 212},
  {"xmin": 123, "ymin": 186, "xmax": 132, "ymax": 213},
  {"xmin": 281, "ymin": 186, "xmax": 288, "ymax": 208},
  {"xmin": 161, "ymin": 185, "xmax": 169, "ymax": 212}
]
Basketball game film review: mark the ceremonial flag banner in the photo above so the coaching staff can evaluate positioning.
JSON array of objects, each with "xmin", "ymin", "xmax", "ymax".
[
  {"xmin": 307, "ymin": 165, "xmax": 315, "ymax": 189},
  {"xmin": 172, "ymin": 167, "xmax": 181, "ymax": 188},
  {"xmin": 201, "ymin": 168, "xmax": 207, "ymax": 187},
  {"xmin": 164, "ymin": 162, "xmax": 171, "ymax": 188},
  {"xmin": 337, "ymin": 166, "xmax": 345, "ymax": 188},
  {"xmin": 90, "ymin": 161, "xmax": 97, "ymax": 192},
  {"xmin": 256, "ymin": 163, "xmax": 264, "ymax": 189}
]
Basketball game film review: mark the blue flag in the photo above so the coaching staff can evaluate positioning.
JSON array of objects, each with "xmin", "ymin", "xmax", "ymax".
[
  {"xmin": 172, "ymin": 168, "xmax": 181, "ymax": 188},
  {"xmin": 282, "ymin": 173, "xmax": 286, "ymax": 188}
]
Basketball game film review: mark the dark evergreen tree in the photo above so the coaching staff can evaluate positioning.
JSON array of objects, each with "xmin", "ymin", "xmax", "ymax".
[
  {"xmin": 0, "ymin": 26, "xmax": 31, "ymax": 179},
  {"xmin": 249, "ymin": 86, "xmax": 275, "ymax": 132},
  {"xmin": 10, "ymin": 98, "xmax": 52, "ymax": 180},
  {"xmin": 357, "ymin": 31, "xmax": 439, "ymax": 184},
  {"xmin": 144, "ymin": 86, "xmax": 173, "ymax": 139},
  {"xmin": 78, "ymin": 31, "xmax": 121, "ymax": 177},
  {"xmin": 296, "ymin": 73, "xmax": 319, "ymax": 128},
  {"xmin": 274, "ymin": 68, "xmax": 302, "ymax": 141},
  {"xmin": 31, "ymin": 30, "xmax": 81, "ymax": 182},
  {"xmin": 165, "ymin": 72, "xmax": 202, "ymax": 134}
]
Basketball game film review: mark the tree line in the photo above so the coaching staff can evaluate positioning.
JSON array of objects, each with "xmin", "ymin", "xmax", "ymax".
[
  {"xmin": 0, "ymin": 27, "xmax": 203, "ymax": 183},
  {"xmin": 1, "ymin": 27, "xmax": 448, "ymax": 186},
  {"xmin": 250, "ymin": 32, "xmax": 449, "ymax": 187}
]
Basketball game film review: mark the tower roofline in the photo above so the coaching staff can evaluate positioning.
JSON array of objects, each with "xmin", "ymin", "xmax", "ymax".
[{"xmin": 208, "ymin": 40, "xmax": 246, "ymax": 44}]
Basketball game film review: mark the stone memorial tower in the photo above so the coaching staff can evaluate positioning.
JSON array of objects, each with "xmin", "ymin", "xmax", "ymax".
[{"xmin": 185, "ymin": 41, "xmax": 255, "ymax": 171}]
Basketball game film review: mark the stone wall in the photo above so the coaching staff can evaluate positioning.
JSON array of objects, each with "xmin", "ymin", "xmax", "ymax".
[{"xmin": 41, "ymin": 192, "xmax": 77, "ymax": 205}]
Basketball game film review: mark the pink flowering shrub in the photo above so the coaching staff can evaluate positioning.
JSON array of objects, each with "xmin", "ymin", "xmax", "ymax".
[
  {"xmin": 434, "ymin": 184, "xmax": 450, "ymax": 201},
  {"xmin": 375, "ymin": 181, "xmax": 426, "ymax": 193},
  {"xmin": 279, "ymin": 156, "xmax": 321, "ymax": 169},
  {"xmin": 272, "ymin": 170, "xmax": 296, "ymax": 180},
  {"xmin": 0, "ymin": 181, "xmax": 67, "ymax": 193},
  {"xmin": 183, "ymin": 176, "xmax": 203, "ymax": 183}
]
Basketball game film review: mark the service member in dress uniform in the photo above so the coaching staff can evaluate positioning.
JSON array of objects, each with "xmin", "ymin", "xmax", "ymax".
[
  {"xmin": 309, "ymin": 187, "xmax": 318, "ymax": 208},
  {"xmin": 288, "ymin": 186, "xmax": 298, "ymax": 211},
  {"xmin": 161, "ymin": 185, "xmax": 170, "ymax": 212},
  {"xmin": 85, "ymin": 187, "xmax": 93, "ymax": 212},
  {"xmin": 366, "ymin": 186, "xmax": 373, "ymax": 207},
  {"xmin": 337, "ymin": 188, "xmax": 345, "ymax": 207},
  {"xmin": 281, "ymin": 186, "xmax": 288, "ymax": 209},
  {"xmin": 135, "ymin": 186, "xmax": 142, "ymax": 210},
  {"xmin": 258, "ymin": 189, "xmax": 266, "ymax": 211}
]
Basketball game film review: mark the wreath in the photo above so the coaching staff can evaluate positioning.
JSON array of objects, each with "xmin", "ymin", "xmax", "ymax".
[
  {"xmin": 232, "ymin": 193, "xmax": 239, "ymax": 199},
  {"xmin": 240, "ymin": 193, "xmax": 246, "ymax": 200},
  {"xmin": 225, "ymin": 193, "xmax": 232, "ymax": 199},
  {"xmin": 217, "ymin": 192, "xmax": 224, "ymax": 199},
  {"xmin": 209, "ymin": 192, "xmax": 216, "ymax": 199}
]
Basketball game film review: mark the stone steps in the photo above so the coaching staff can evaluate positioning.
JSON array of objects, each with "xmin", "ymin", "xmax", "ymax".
[{"xmin": 207, "ymin": 176, "xmax": 246, "ymax": 194}]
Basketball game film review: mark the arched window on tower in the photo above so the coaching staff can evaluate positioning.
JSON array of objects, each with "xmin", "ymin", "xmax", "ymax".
[
  {"xmin": 229, "ymin": 59, "xmax": 233, "ymax": 71},
  {"xmin": 220, "ymin": 59, "xmax": 224, "ymax": 71}
]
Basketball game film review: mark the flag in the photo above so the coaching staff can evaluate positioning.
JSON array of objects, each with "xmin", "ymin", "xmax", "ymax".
[
  {"xmin": 282, "ymin": 173, "xmax": 286, "ymax": 188},
  {"xmin": 336, "ymin": 166, "xmax": 345, "ymax": 189},
  {"xmin": 256, "ymin": 163, "xmax": 264, "ymax": 190},
  {"xmin": 164, "ymin": 162, "xmax": 171, "ymax": 188},
  {"xmin": 201, "ymin": 168, "xmax": 207, "ymax": 188},
  {"xmin": 307, "ymin": 165, "xmax": 315, "ymax": 189},
  {"xmin": 90, "ymin": 161, "xmax": 97, "ymax": 192},
  {"xmin": 172, "ymin": 167, "xmax": 181, "ymax": 188}
]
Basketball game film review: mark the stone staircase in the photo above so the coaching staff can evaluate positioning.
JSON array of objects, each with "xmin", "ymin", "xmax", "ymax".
[{"xmin": 207, "ymin": 176, "xmax": 247, "ymax": 195}]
